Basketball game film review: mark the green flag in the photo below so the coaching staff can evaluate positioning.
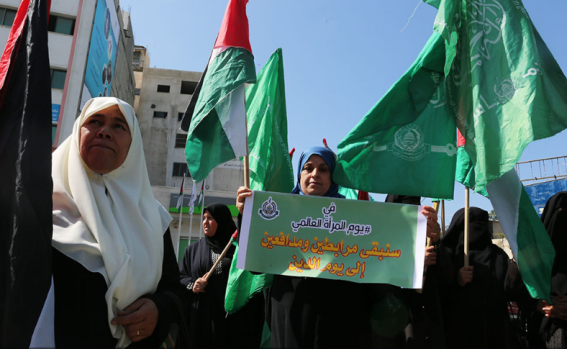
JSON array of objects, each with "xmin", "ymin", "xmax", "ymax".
[
  {"xmin": 184, "ymin": 0, "xmax": 256, "ymax": 183},
  {"xmin": 334, "ymin": 33, "xmax": 457, "ymax": 199},
  {"xmin": 432, "ymin": 0, "xmax": 567, "ymax": 192},
  {"xmin": 455, "ymin": 130, "xmax": 487, "ymax": 196},
  {"xmin": 225, "ymin": 48, "xmax": 293, "ymax": 314},
  {"xmin": 245, "ymin": 48, "xmax": 294, "ymax": 193},
  {"xmin": 430, "ymin": 0, "xmax": 566, "ymax": 300}
]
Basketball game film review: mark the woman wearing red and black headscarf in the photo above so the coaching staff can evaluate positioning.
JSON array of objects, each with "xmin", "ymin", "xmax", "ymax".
[{"xmin": 179, "ymin": 203, "xmax": 264, "ymax": 348}]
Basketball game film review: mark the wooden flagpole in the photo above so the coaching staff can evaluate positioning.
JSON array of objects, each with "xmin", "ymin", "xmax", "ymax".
[
  {"xmin": 243, "ymin": 92, "xmax": 251, "ymax": 189},
  {"xmin": 464, "ymin": 187, "xmax": 470, "ymax": 267},
  {"xmin": 431, "ymin": 201, "xmax": 440, "ymax": 248},
  {"xmin": 204, "ymin": 232, "xmax": 238, "ymax": 281},
  {"xmin": 441, "ymin": 199, "xmax": 446, "ymax": 237}
]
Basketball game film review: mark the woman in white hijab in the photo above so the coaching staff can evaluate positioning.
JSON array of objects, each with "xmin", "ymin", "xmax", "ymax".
[{"xmin": 52, "ymin": 97, "xmax": 183, "ymax": 347}]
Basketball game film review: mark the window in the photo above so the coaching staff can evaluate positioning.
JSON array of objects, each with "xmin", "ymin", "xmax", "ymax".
[
  {"xmin": 0, "ymin": 7, "xmax": 17, "ymax": 27},
  {"xmin": 52, "ymin": 125, "xmax": 58, "ymax": 146},
  {"xmin": 50, "ymin": 69, "xmax": 67, "ymax": 89},
  {"xmin": 48, "ymin": 15, "xmax": 75, "ymax": 35},
  {"xmin": 180, "ymin": 80, "xmax": 197, "ymax": 95},
  {"xmin": 153, "ymin": 111, "xmax": 167, "ymax": 118},
  {"xmin": 172, "ymin": 162, "xmax": 190, "ymax": 177},
  {"xmin": 157, "ymin": 85, "xmax": 170, "ymax": 93},
  {"xmin": 134, "ymin": 88, "xmax": 141, "ymax": 96},
  {"xmin": 178, "ymin": 112, "xmax": 184, "ymax": 122},
  {"xmin": 175, "ymin": 133, "xmax": 187, "ymax": 148}
]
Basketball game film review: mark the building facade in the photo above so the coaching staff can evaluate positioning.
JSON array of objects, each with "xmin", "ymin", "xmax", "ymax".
[
  {"xmin": 0, "ymin": 0, "xmax": 135, "ymax": 149},
  {"xmin": 133, "ymin": 46, "xmax": 244, "ymax": 259}
]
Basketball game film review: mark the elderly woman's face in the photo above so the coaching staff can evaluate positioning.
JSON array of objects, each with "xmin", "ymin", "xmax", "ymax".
[
  {"xmin": 79, "ymin": 105, "xmax": 132, "ymax": 174},
  {"xmin": 300, "ymin": 155, "xmax": 332, "ymax": 196},
  {"xmin": 203, "ymin": 211, "xmax": 218, "ymax": 237}
]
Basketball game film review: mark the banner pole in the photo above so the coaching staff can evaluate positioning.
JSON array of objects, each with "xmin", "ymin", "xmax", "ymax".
[{"xmin": 464, "ymin": 187, "xmax": 470, "ymax": 267}]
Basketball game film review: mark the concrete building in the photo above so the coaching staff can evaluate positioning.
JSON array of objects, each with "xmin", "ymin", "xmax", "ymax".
[
  {"xmin": 0, "ymin": 0, "xmax": 135, "ymax": 149},
  {"xmin": 133, "ymin": 46, "xmax": 244, "ymax": 259}
]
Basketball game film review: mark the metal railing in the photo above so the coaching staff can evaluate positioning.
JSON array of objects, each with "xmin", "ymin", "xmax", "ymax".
[{"xmin": 515, "ymin": 156, "xmax": 567, "ymax": 185}]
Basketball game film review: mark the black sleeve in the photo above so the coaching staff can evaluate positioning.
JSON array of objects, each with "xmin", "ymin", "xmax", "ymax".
[
  {"xmin": 505, "ymin": 259, "xmax": 538, "ymax": 312},
  {"xmin": 179, "ymin": 244, "xmax": 197, "ymax": 290},
  {"xmin": 134, "ymin": 229, "xmax": 185, "ymax": 348}
]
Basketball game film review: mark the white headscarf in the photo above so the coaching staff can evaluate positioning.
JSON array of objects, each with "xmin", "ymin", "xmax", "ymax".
[{"xmin": 52, "ymin": 97, "xmax": 172, "ymax": 347}]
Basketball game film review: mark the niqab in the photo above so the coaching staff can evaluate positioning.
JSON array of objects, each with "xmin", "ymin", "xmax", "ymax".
[{"xmin": 540, "ymin": 191, "xmax": 567, "ymax": 342}]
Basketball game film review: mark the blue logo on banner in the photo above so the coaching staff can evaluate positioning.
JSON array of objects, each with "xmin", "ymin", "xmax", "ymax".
[
  {"xmin": 52, "ymin": 104, "xmax": 60, "ymax": 122},
  {"xmin": 525, "ymin": 178, "xmax": 567, "ymax": 216}
]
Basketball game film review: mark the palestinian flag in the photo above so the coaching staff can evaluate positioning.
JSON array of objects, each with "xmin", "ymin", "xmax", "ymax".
[
  {"xmin": 181, "ymin": 0, "xmax": 256, "ymax": 183},
  {"xmin": 0, "ymin": 0, "xmax": 54, "ymax": 346}
]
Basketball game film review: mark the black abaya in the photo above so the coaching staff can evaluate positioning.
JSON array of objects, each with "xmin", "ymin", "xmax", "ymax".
[
  {"xmin": 52, "ymin": 229, "xmax": 184, "ymax": 348},
  {"xmin": 439, "ymin": 207, "xmax": 512, "ymax": 348},
  {"xmin": 540, "ymin": 192, "xmax": 567, "ymax": 347},
  {"xmin": 179, "ymin": 203, "xmax": 264, "ymax": 348}
]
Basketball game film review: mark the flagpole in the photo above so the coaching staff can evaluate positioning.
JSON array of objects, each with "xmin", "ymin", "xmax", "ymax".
[
  {"xmin": 199, "ymin": 179, "xmax": 206, "ymax": 240},
  {"xmin": 441, "ymin": 199, "xmax": 446, "ymax": 237},
  {"xmin": 176, "ymin": 175, "xmax": 185, "ymax": 260},
  {"xmin": 189, "ymin": 206, "xmax": 194, "ymax": 244},
  {"xmin": 188, "ymin": 181, "xmax": 196, "ymax": 244},
  {"xmin": 464, "ymin": 187, "xmax": 470, "ymax": 267},
  {"xmin": 176, "ymin": 206, "xmax": 182, "ymax": 259},
  {"xmin": 430, "ymin": 201, "xmax": 440, "ymax": 248},
  {"xmin": 243, "ymin": 92, "xmax": 251, "ymax": 188},
  {"xmin": 419, "ymin": 200, "xmax": 441, "ymax": 290}
]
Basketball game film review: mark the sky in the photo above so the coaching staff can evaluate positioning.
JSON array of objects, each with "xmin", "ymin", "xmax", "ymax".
[{"xmin": 120, "ymin": 0, "xmax": 567, "ymax": 227}]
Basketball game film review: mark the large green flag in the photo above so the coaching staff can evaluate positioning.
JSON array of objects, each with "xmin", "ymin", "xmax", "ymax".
[
  {"xmin": 337, "ymin": 0, "xmax": 565, "ymax": 300},
  {"xmin": 334, "ymin": 33, "xmax": 457, "ymax": 199},
  {"xmin": 430, "ymin": 0, "xmax": 566, "ymax": 300},
  {"xmin": 245, "ymin": 48, "xmax": 294, "ymax": 193},
  {"xmin": 183, "ymin": 0, "xmax": 256, "ymax": 183},
  {"xmin": 431, "ymin": 0, "xmax": 567, "ymax": 191},
  {"xmin": 225, "ymin": 48, "xmax": 293, "ymax": 314}
]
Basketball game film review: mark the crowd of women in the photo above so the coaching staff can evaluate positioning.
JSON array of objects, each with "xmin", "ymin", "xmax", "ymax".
[{"xmin": 50, "ymin": 97, "xmax": 566, "ymax": 348}]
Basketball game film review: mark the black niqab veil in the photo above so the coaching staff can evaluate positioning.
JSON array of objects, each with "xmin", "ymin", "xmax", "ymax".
[
  {"xmin": 439, "ymin": 207, "xmax": 511, "ymax": 348},
  {"xmin": 204, "ymin": 203, "xmax": 236, "ymax": 255},
  {"xmin": 540, "ymin": 191, "xmax": 567, "ymax": 342}
]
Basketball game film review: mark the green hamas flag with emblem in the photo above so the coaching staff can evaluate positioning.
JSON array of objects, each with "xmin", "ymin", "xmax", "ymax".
[
  {"xmin": 334, "ymin": 33, "xmax": 457, "ymax": 199},
  {"xmin": 427, "ymin": 0, "xmax": 567, "ymax": 300},
  {"xmin": 225, "ymin": 48, "xmax": 293, "ymax": 315},
  {"xmin": 427, "ymin": 0, "xmax": 567, "ymax": 192}
]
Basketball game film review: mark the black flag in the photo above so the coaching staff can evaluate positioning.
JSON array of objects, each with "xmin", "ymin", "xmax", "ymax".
[{"xmin": 0, "ymin": 0, "xmax": 53, "ymax": 346}]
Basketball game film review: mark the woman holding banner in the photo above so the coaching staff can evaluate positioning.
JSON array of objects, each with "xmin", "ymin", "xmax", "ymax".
[
  {"xmin": 51, "ymin": 97, "xmax": 185, "ymax": 347},
  {"xmin": 236, "ymin": 146, "xmax": 440, "ymax": 348}
]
